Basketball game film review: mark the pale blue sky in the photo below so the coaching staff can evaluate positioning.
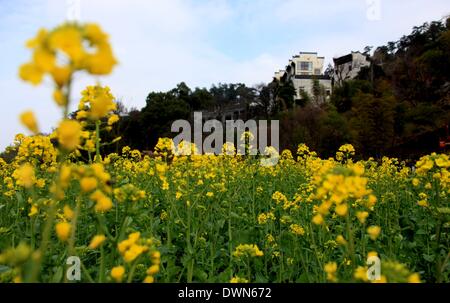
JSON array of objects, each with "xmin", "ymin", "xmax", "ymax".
[{"xmin": 0, "ymin": 0, "xmax": 449, "ymax": 151}]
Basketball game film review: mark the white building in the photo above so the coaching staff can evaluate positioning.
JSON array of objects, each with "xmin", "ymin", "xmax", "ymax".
[
  {"xmin": 333, "ymin": 51, "xmax": 370, "ymax": 85},
  {"xmin": 275, "ymin": 52, "xmax": 332, "ymax": 103}
]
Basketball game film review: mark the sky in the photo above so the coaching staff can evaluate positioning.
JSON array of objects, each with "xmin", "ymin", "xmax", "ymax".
[{"xmin": 0, "ymin": 0, "xmax": 449, "ymax": 151}]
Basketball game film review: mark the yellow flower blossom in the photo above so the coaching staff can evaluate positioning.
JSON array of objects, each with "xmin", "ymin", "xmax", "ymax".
[
  {"xmin": 356, "ymin": 211, "xmax": 369, "ymax": 224},
  {"xmin": 146, "ymin": 265, "xmax": 159, "ymax": 276},
  {"xmin": 289, "ymin": 224, "xmax": 305, "ymax": 236},
  {"xmin": 367, "ymin": 226, "xmax": 381, "ymax": 240},
  {"xmin": 13, "ymin": 163, "xmax": 36, "ymax": 188},
  {"xmin": 407, "ymin": 273, "xmax": 421, "ymax": 283},
  {"xmin": 57, "ymin": 120, "xmax": 82, "ymax": 151},
  {"xmin": 111, "ymin": 266, "xmax": 125, "ymax": 282},
  {"xmin": 324, "ymin": 262, "xmax": 338, "ymax": 282},
  {"xmin": 312, "ymin": 214, "xmax": 324, "ymax": 225},
  {"xmin": 80, "ymin": 177, "xmax": 98, "ymax": 193},
  {"xmin": 20, "ymin": 111, "xmax": 39, "ymax": 134},
  {"xmin": 55, "ymin": 222, "xmax": 71, "ymax": 242},
  {"xmin": 89, "ymin": 234, "xmax": 106, "ymax": 249},
  {"xmin": 143, "ymin": 275, "xmax": 154, "ymax": 283}
]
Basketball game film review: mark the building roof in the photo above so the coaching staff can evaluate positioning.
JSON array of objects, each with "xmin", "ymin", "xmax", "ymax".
[
  {"xmin": 333, "ymin": 51, "xmax": 371, "ymax": 65},
  {"xmin": 333, "ymin": 53, "xmax": 353, "ymax": 65},
  {"xmin": 294, "ymin": 75, "xmax": 331, "ymax": 80}
]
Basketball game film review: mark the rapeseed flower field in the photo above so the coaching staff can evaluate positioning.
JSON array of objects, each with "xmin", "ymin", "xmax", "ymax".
[{"xmin": 0, "ymin": 22, "xmax": 449, "ymax": 283}]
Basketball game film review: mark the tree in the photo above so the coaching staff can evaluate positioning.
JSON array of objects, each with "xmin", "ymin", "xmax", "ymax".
[
  {"xmin": 349, "ymin": 90, "xmax": 395, "ymax": 157},
  {"xmin": 324, "ymin": 63, "xmax": 334, "ymax": 78},
  {"xmin": 275, "ymin": 80, "xmax": 296, "ymax": 111},
  {"xmin": 331, "ymin": 80, "xmax": 372, "ymax": 113},
  {"xmin": 311, "ymin": 78, "xmax": 327, "ymax": 106},
  {"xmin": 190, "ymin": 87, "xmax": 214, "ymax": 110},
  {"xmin": 254, "ymin": 83, "xmax": 273, "ymax": 119},
  {"xmin": 140, "ymin": 91, "xmax": 191, "ymax": 149}
]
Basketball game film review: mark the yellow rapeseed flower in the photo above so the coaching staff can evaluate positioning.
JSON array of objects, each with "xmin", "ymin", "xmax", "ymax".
[
  {"xmin": 50, "ymin": 65, "xmax": 71, "ymax": 87},
  {"xmin": 233, "ymin": 244, "xmax": 264, "ymax": 258},
  {"xmin": 63, "ymin": 205, "xmax": 74, "ymax": 220},
  {"xmin": 146, "ymin": 265, "xmax": 159, "ymax": 276},
  {"xmin": 53, "ymin": 89, "xmax": 67, "ymax": 106},
  {"xmin": 356, "ymin": 211, "xmax": 369, "ymax": 224},
  {"xmin": 89, "ymin": 234, "xmax": 106, "ymax": 249},
  {"xmin": 19, "ymin": 62, "xmax": 43, "ymax": 85},
  {"xmin": 324, "ymin": 262, "xmax": 337, "ymax": 282},
  {"xmin": 90, "ymin": 190, "xmax": 113, "ymax": 213},
  {"xmin": 33, "ymin": 48, "xmax": 55, "ymax": 72},
  {"xmin": 20, "ymin": 111, "xmax": 39, "ymax": 134},
  {"xmin": 336, "ymin": 235, "xmax": 347, "ymax": 246},
  {"xmin": 80, "ymin": 177, "xmax": 98, "ymax": 193},
  {"xmin": 407, "ymin": 273, "xmax": 421, "ymax": 283},
  {"xmin": 55, "ymin": 222, "xmax": 71, "ymax": 242},
  {"xmin": 289, "ymin": 224, "xmax": 305, "ymax": 236},
  {"xmin": 230, "ymin": 276, "xmax": 249, "ymax": 283},
  {"xmin": 28, "ymin": 205, "xmax": 38, "ymax": 217},
  {"xmin": 111, "ymin": 266, "xmax": 125, "ymax": 282},
  {"xmin": 312, "ymin": 214, "xmax": 324, "ymax": 225},
  {"xmin": 13, "ymin": 163, "xmax": 36, "ymax": 188},
  {"xmin": 335, "ymin": 203, "xmax": 348, "ymax": 216},
  {"xmin": 49, "ymin": 25, "xmax": 84, "ymax": 64},
  {"xmin": 354, "ymin": 266, "xmax": 368, "ymax": 281},
  {"xmin": 57, "ymin": 120, "xmax": 82, "ymax": 151},
  {"xmin": 123, "ymin": 244, "xmax": 146, "ymax": 263},
  {"xmin": 107, "ymin": 114, "xmax": 119, "ymax": 125},
  {"xmin": 367, "ymin": 226, "xmax": 381, "ymax": 240},
  {"xmin": 143, "ymin": 275, "xmax": 154, "ymax": 283}
]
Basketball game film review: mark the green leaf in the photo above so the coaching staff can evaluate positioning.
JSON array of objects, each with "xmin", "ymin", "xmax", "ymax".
[
  {"xmin": 436, "ymin": 207, "xmax": 450, "ymax": 215},
  {"xmin": 51, "ymin": 266, "xmax": 64, "ymax": 282},
  {"xmin": 422, "ymin": 254, "xmax": 435, "ymax": 262},
  {"xmin": 0, "ymin": 265, "xmax": 11, "ymax": 274}
]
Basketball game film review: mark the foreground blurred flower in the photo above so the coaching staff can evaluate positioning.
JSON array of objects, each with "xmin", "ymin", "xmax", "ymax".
[
  {"xmin": 89, "ymin": 234, "xmax": 106, "ymax": 249},
  {"xmin": 367, "ymin": 226, "xmax": 381, "ymax": 240},
  {"xmin": 324, "ymin": 262, "xmax": 338, "ymax": 282},
  {"xmin": 90, "ymin": 190, "xmax": 113, "ymax": 213},
  {"xmin": 13, "ymin": 163, "xmax": 36, "ymax": 188},
  {"xmin": 57, "ymin": 120, "xmax": 82, "ymax": 151},
  {"xmin": 80, "ymin": 177, "xmax": 98, "ymax": 193},
  {"xmin": 111, "ymin": 266, "xmax": 125, "ymax": 282},
  {"xmin": 20, "ymin": 23, "xmax": 117, "ymax": 87},
  {"xmin": 20, "ymin": 111, "xmax": 39, "ymax": 134},
  {"xmin": 55, "ymin": 222, "xmax": 71, "ymax": 242}
]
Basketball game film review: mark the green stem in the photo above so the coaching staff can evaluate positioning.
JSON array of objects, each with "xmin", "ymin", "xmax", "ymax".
[
  {"xmin": 95, "ymin": 120, "xmax": 101, "ymax": 162},
  {"xmin": 99, "ymin": 246, "xmax": 105, "ymax": 283},
  {"xmin": 29, "ymin": 202, "xmax": 57, "ymax": 282},
  {"xmin": 346, "ymin": 214, "xmax": 355, "ymax": 269},
  {"xmin": 127, "ymin": 260, "xmax": 138, "ymax": 283}
]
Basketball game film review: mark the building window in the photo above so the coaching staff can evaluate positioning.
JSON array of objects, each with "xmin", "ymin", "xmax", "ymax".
[
  {"xmin": 314, "ymin": 68, "xmax": 321, "ymax": 75},
  {"xmin": 299, "ymin": 61, "xmax": 312, "ymax": 72}
]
